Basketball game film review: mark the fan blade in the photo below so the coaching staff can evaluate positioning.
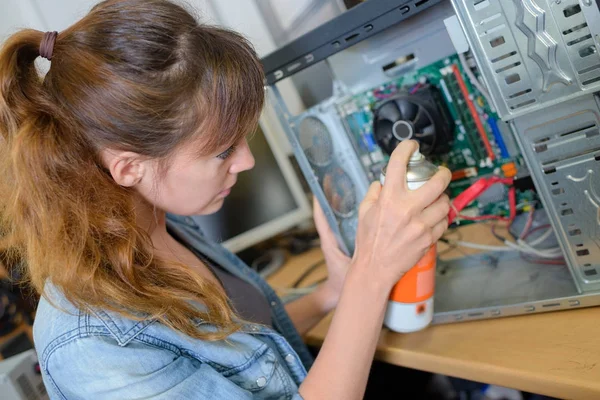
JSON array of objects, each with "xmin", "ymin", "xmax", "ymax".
[
  {"xmin": 377, "ymin": 102, "xmax": 402, "ymax": 122},
  {"xmin": 374, "ymin": 120, "xmax": 399, "ymax": 154},
  {"xmin": 413, "ymin": 107, "xmax": 431, "ymax": 130},
  {"xmin": 422, "ymin": 124, "xmax": 435, "ymax": 136},
  {"xmin": 415, "ymin": 125, "xmax": 435, "ymax": 139},
  {"xmin": 415, "ymin": 124, "xmax": 436, "ymax": 155},
  {"xmin": 398, "ymin": 100, "xmax": 418, "ymax": 121},
  {"xmin": 374, "ymin": 120, "xmax": 394, "ymax": 140}
]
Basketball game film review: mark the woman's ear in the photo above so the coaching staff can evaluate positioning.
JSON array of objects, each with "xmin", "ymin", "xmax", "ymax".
[{"xmin": 100, "ymin": 149, "xmax": 146, "ymax": 187}]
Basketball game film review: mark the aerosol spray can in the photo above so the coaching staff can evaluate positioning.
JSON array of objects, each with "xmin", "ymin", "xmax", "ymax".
[{"xmin": 379, "ymin": 145, "xmax": 438, "ymax": 333}]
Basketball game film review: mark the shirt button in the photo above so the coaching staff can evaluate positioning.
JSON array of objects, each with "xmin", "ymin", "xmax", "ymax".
[
  {"xmin": 251, "ymin": 326, "xmax": 259, "ymax": 332},
  {"xmin": 256, "ymin": 376, "xmax": 267, "ymax": 388},
  {"xmin": 285, "ymin": 354, "xmax": 295, "ymax": 363},
  {"xmin": 270, "ymin": 301, "xmax": 277, "ymax": 307}
]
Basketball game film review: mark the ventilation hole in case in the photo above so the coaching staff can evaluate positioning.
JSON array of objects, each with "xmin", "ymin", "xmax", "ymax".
[
  {"xmin": 567, "ymin": 34, "xmax": 592, "ymax": 46},
  {"xmin": 563, "ymin": 4, "xmax": 582, "ymax": 18},
  {"xmin": 415, "ymin": 0, "xmax": 429, "ymax": 6},
  {"xmin": 559, "ymin": 123, "xmax": 596, "ymax": 137},
  {"xmin": 510, "ymin": 99, "xmax": 536, "ymax": 109},
  {"xmin": 344, "ymin": 32, "xmax": 360, "ymax": 42},
  {"xmin": 563, "ymin": 22, "xmax": 588, "ymax": 35},
  {"xmin": 577, "ymin": 243, "xmax": 584, "ymax": 247},
  {"xmin": 505, "ymin": 73, "xmax": 521, "ymax": 84},
  {"xmin": 544, "ymin": 167, "xmax": 557, "ymax": 174},
  {"xmin": 577, "ymin": 249, "xmax": 590, "ymax": 256},
  {"xmin": 561, "ymin": 208, "xmax": 574, "ymax": 216},
  {"xmin": 584, "ymin": 269, "xmax": 597, "ymax": 276},
  {"xmin": 490, "ymin": 36, "xmax": 505, "ymax": 48},
  {"xmin": 579, "ymin": 45, "xmax": 597, "ymax": 58},
  {"xmin": 583, "ymin": 76, "xmax": 600, "ymax": 85},
  {"xmin": 508, "ymin": 88, "xmax": 531, "ymax": 99},
  {"xmin": 569, "ymin": 228, "xmax": 582, "ymax": 236},
  {"xmin": 561, "ymin": 202, "xmax": 568, "ymax": 206},
  {"xmin": 491, "ymin": 51, "xmax": 517, "ymax": 63},
  {"xmin": 542, "ymin": 303, "xmax": 561, "ymax": 308},
  {"xmin": 496, "ymin": 62, "xmax": 521, "ymax": 73},
  {"xmin": 551, "ymin": 181, "xmax": 559, "ymax": 186},
  {"xmin": 579, "ymin": 64, "xmax": 600, "ymax": 75},
  {"xmin": 552, "ymin": 188, "xmax": 565, "ymax": 195}
]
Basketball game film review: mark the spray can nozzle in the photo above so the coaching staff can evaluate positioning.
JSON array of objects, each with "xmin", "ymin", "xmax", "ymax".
[{"xmin": 409, "ymin": 148, "xmax": 424, "ymax": 164}]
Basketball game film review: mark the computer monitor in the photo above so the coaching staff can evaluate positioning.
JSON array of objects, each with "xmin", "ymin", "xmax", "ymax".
[{"xmin": 192, "ymin": 113, "xmax": 312, "ymax": 254}]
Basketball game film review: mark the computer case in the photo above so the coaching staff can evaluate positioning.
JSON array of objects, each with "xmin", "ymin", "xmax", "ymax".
[{"xmin": 262, "ymin": 0, "xmax": 600, "ymax": 324}]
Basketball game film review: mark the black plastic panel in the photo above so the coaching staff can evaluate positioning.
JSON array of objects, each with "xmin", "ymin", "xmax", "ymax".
[{"xmin": 261, "ymin": 0, "xmax": 444, "ymax": 85}]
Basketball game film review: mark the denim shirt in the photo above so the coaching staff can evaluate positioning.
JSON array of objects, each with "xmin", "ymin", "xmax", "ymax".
[{"xmin": 33, "ymin": 214, "xmax": 314, "ymax": 399}]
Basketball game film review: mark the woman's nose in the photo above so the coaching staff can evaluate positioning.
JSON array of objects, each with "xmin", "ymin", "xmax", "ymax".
[{"xmin": 229, "ymin": 140, "xmax": 255, "ymax": 174}]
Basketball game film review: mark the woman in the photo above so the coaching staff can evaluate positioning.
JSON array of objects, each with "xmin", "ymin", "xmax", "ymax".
[{"xmin": 0, "ymin": 0, "xmax": 451, "ymax": 399}]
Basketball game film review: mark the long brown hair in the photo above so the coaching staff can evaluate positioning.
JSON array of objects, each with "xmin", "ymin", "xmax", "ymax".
[{"xmin": 0, "ymin": 0, "xmax": 265, "ymax": 340}]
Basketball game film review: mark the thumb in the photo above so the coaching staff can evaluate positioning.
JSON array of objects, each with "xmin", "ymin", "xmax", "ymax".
[{"xmin": 358, "ymin": 181, "xmax": 382, "ymax": 219}]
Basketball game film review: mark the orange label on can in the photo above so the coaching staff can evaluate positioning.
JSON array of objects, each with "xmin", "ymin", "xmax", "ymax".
[{"xmin": 389, "ymin": 244, "xmax": 436, "ymax": 303}]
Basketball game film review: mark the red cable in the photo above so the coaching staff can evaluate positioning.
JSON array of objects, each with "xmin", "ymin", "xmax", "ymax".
[
  {"xmin": 448, "ymin": 177, "xmax": 515, "ymax": 224},
  {"xmin": 451, "ymin": 64, "xmax": 495, "ymax": 161}
]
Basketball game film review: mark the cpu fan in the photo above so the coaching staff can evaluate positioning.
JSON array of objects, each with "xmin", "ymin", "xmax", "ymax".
[{"xmin": 372, "ymin": 85, "xmax": 454, "ymax": 156}]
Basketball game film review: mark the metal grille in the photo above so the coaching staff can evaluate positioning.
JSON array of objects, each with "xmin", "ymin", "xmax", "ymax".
[
  {"xmin": 298, "ymin": 117, "xmax": 334, "ymax": 167},
  {"xmin": 323, "ymin": 167, "xmax": 358, "ymax": 218}
]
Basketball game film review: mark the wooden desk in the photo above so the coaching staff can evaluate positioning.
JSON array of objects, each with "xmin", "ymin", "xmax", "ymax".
[{"xmin": 268, "ymin": 223, "xmax": 600, "ymax": 400}]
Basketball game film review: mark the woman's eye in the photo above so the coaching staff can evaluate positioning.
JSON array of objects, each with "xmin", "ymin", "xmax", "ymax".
[{"xmin": 216, "ymin": 145, "xmax": 236, "ymax": 160}]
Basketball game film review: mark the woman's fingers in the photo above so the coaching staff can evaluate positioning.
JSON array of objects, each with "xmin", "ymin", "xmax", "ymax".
[
  {"xmin": 412, "ymin": 167, "xmax": 452, "ymax": 206},
  {"xmin": 431, "ymin": 216, "xmax": 449, "ymax": 243},
  {"xmin": 379, "ymin": 140, "xmax": 418, "ymax": 197},
  {"xmin": 420, "ymin": 194, "xmax": 451, "ymax": 228},
  {"xmin": 358, "ymin": 181, "xmax": 382, "ymax": 219}
]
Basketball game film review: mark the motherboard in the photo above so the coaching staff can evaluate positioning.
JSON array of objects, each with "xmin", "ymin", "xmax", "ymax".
[{"xmin": 336, "ymin": 53, "xmax": 538, "ymax": 223}]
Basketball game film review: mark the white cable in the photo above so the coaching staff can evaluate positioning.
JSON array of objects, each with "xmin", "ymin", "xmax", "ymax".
[
  {"xmin": 458, "ymin": 52, "xmax": 496, "ymax": 112},
  {"xmin": 454, "ymin": 241, "xmax": 513, "ymax": 252},
  {"xmin": 516, "ymin": 239, "xmax": 562, "ymax": 258},
  {"xmin": 451, "ymin": 239, "xmax": 561, "ymax": 258},
  {"xmin": 527, "ymin": 227, "xmax": 554, "ymax": 247},
  {"xmin": 505, "ymin": 240, "xmax": 561, "ymax": 259}
]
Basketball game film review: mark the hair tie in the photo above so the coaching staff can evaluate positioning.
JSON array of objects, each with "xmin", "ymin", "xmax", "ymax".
[{"xmin": 39, "ymin": 31, "xmax": 58, "ymax": 61}]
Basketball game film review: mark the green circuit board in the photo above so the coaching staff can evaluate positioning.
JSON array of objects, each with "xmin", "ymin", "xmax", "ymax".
[{"xmin": 336, "ymin": 53, "xmax": 538, "ymax": 222}]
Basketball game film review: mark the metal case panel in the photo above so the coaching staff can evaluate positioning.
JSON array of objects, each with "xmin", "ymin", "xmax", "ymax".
[
  {"xmin": 511, "ymin": 95, "xmax": 600, "ymax": 292},
  {"xmin": 451, "ymin": 0, "xmax": 600, "ymax": 120}
]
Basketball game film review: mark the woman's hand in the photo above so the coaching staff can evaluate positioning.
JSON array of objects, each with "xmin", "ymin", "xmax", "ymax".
[
  {"xmin": 312, "ymin": 197, "xmax": 351, "ymax": 310},
  {"xmin": 351, "ymin": 140, "xmax": 451, "ymax": 292}
]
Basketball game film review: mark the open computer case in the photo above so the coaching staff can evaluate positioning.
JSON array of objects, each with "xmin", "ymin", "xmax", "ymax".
[{"xmin": 261, "ymin": 0, "xmax": 600, "ymax": 324}]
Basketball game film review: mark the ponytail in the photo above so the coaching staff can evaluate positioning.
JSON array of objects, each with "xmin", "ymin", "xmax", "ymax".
[
  {"xmin": 0, "ymin": 30, "xmax": 48, "ymax": 140},
  {"xmin": 0, "ymin": 0, "xmax": 265, "ymax": 342}
]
